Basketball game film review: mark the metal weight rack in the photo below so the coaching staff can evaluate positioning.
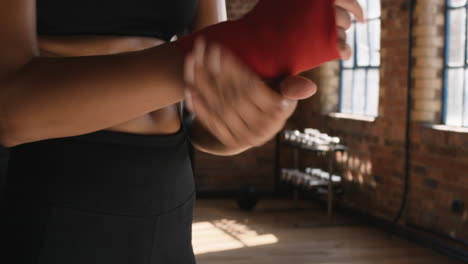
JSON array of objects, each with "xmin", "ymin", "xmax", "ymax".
[{"xmin": 280, "ymin": 129, "xmax": 346, "ymax": 218}]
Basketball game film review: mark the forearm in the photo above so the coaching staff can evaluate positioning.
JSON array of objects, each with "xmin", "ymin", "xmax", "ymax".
[
  {"xmin": 188, "ymin": 119, "xmax": 250, "ymax": 156},
  {"xmin": 0, "ymin": 43, "xmax": 185, "ymax": 147}
]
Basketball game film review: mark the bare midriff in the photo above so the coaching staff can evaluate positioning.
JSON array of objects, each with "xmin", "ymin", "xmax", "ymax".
[{"xmin": 38, "ymin": 35, "xmax": 182, "ymax": 135}]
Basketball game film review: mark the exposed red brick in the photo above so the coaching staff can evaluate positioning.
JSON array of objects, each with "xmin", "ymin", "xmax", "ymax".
[{"xmin": 195, "ymin": 0, "xmax": 468, "ymax": 247}]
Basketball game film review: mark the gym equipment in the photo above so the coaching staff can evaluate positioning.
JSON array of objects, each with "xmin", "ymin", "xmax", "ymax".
[
  {"xmin": 236, "ymin": 184, "xmax": 259, "ymax": 211},
  {"xmin": 280, "ymin": 128, "xmax": 346, "ymax": 218}
]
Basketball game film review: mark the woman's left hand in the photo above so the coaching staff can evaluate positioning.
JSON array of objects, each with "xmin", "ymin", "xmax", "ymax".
[
  {"xmin": 335, "ymin": 0, "xmax": 366, "ymax": 60},
  {"xmin": 183, "ymin": 38, "xmax": 317, "ymax": 154}
]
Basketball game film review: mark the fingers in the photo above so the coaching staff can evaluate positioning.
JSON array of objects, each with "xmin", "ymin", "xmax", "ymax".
[
  {"xmin": 190, "ymin": 91, "xmax": 239, "ymax": 147},
  {"xmin": 335, "ymin": 6, "xmax": 352, "ymax": 30},
  {"xmin": 279, "ymin": 75, "xmax": 318, "ymax": 100},
  {"xmin": 183, "ymin": 38, "xmax": 297, "ymax": 149},
  {"xmin": 337, "ymin": 27, "xmax": 347, "ymax": 41},
  {"xmin": 184, "ymin": 51, "xmax": 195, "ymax": 86},
  {"xmin": 191, "ymin": 38, "xmax": 224, "ymax": 111},
  {"xmin": 211, "ymin": 47, "xmax": 297, "ymax": 145},
  {"xmin": 335, "ymin": 0, "xmax": 363, "ymax": 60},
  {"xmin": 230, "ymin": 100, "xmax": 280, "ymax": 147},
  {"xmin": 337, "ymin": 27, "xmax": 352, "ymax": 60},
  {"xmin": 338, "ymin": 42, "xmax": 352, "ymax": 61},
  {"xmin": 335, "ymin": 0, "xmax": 366, "ymax": 23},
  {"xmin": 217, "ymin": 46, "xmax": 288, "ymax": 115},
  {"xmin": 184, "ymin": 89, "xmax": 194, "ymax": 113},
  {"xmin": 206, "ymin": 42, "xmax": 222, "ymax": 75}
]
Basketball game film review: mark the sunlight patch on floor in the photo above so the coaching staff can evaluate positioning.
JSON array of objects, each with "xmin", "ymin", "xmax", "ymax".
[{"xmin": 192, "ymin": 219, "xmax": 278, "ymax": 255}]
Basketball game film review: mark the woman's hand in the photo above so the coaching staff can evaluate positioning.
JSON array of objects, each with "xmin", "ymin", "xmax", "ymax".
[
  {"xmin": 335, "ymin": 0, "xmax": 366, "ymax": 60},
  {"xmin": 184, "ymin": 39, "xmax": 317, "ymax": 153},
  {"xmin": 183, "ymin": 0, "xmax": 366, "ymax": 154}
]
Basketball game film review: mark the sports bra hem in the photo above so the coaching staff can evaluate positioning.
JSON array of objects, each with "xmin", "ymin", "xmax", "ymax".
[{"xmin": 37, "ymin": 31, "xmax": 174, "ymax": 42}]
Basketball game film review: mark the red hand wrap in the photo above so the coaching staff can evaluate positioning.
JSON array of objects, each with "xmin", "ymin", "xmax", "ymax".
[{"xmin": 177, "ymin": 0, "xmax": 339, "ymax": 80}]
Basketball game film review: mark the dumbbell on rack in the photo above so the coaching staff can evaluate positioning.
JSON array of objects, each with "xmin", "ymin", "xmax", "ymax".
[
  {"xmin": 281, "ymin": 128, "xmax": 346, "ymax": 217},
  {"xmin": 281, "ymin": 168, "xmax": 342, "ymax": 189},
  {"xmin": 283, "ymin": 129, "xmax": 341, "ymax": 149},
  {"xmin": 305, "ymin": 167, "xmax": 342, "ymax": 183}
]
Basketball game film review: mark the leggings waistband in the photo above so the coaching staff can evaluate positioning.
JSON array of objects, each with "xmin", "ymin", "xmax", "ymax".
[{"xmin": 72, "ymin": 127, "xmax": 187, "ymax": 148}]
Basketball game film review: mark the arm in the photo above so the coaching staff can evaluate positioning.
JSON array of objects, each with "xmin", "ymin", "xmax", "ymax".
[
  {"xmin": 0, "ymin": 0, "xmax": 187, "ymax": 147},
  {"xmin": 185, "ymin": 0, "xmax": 364, "ymax": 156},
  {"xmin": 3, "ymin": 46, "xmax": 186, "ymax": 147}
]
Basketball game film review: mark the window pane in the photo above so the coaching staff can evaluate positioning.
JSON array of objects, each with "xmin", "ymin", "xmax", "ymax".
[
  {"xmin": 352, "ymin": 69, "xmax": 366, "ymax": 115},
  {"xmin": 368, "ymin": 0, "xmax": 381, "ymax": 19},
  {"xmin": 464, "ymin": 69, "xmax": 468, "ymax": 126},
  {"xmin": 339, "ymin": 0, "xmax": 381, "ymax": 117},
  {"xmin": 448, "ymin": 8, "xmax": 467, "ymax": 67},
  {"xmin": 365, "ymin": 69, "xmax": 380, "ymax": 117},
  {"xmin": 341, "ymin": 69, "xmax": 354, "ymax": 113},
  {"xmin": 356, "ymin": 23, "xmax": 370, "ymax": 66},
  {"xmin": 343, "ymin": 24, "xmax": 356, "ymax": 68},
  {"xmin": 449, "ymin": 0, "xmax": 467, "ymax": 8},
  {"xmin": 446, "ymin": 68, "xmax": 465, "ymax": 126},
  {"xmin": 369, "ymin": 19, "xmax": 381, "ymax": 67}
]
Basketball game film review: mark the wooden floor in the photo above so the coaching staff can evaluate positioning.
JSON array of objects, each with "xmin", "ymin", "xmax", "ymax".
[{"xmin": 192, "ymin": 199, "xmax": 462, "ymax": 264}]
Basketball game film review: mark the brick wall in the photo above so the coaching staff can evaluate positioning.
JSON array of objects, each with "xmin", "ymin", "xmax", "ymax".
[
  {"xmin": 292, "ymin": 0, "xmax": 468, "ymax": 247},
  {"xmin": 194, "ymin": 0, "xmax": 467, "ymax": 248},
  {"xmin": 406, "ymin": 0, "xmax": 468, "ymax": 243},
  {"xmin": 275, "ymin": 0, "xmax": 411, "ymax": 222}
]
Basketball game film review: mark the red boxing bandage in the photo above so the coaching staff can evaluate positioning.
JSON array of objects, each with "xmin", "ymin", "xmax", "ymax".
[{"xmin": 177, "ymin": 0, "xmax": 340, "ymax": 80}]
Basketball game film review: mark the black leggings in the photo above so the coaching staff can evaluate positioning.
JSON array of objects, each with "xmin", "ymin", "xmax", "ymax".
[{"xmin": 2, "ymin": 128, "xmax": 196, "ymax": 264}]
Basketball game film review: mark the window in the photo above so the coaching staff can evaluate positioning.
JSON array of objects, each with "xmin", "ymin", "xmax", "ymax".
[
  {"xmin": 340, "ymin": 0, "xmax": 381, "ymax": 117},
  {"xmin": 444, "ymin": 0, "xmax": 468, "ymax": 127}
]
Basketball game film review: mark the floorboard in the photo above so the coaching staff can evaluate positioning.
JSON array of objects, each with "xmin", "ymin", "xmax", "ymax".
[{"xmin": 192, "ymin": 199, "xmax": 463, "ymax": 264}]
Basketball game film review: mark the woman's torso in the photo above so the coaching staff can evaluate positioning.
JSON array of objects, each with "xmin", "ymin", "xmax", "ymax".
[
  {"xmin": 37, "ymin": 0, "xmax": 198, "ymax": 135},
  {"xmin": 2, "ymin": 3, "xmax": 200, "ymax": 262}
]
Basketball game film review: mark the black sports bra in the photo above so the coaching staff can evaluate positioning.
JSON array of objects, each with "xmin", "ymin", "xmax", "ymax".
[{"xmin": 37, "ymin": 0, "xmax": 199, "ymax": 41}]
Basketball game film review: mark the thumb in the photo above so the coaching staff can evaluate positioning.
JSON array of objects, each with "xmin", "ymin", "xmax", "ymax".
[{"xmin": 279, "ymin": 75, "xmax": 318, "ymax": 100}]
